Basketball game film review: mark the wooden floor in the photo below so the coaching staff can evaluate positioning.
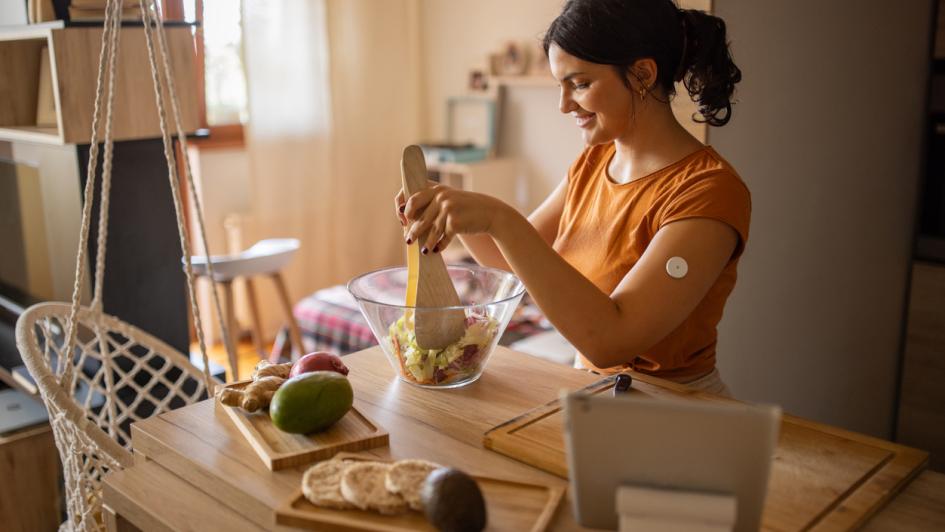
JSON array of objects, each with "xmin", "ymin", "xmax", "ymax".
[{"xmin": 194, "ymin": 339, "xmax": 276, "ymax": 382}]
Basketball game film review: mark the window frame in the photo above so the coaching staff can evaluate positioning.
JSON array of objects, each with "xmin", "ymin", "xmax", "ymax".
[{"xmin": 163, "ymin": 0, "xmax": 245, "ymax": 149}]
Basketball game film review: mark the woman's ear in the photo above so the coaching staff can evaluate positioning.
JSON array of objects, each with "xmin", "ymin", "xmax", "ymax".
[{"xmin": 627, "ymin": 58, "xmax": 659, "ymax": 91}]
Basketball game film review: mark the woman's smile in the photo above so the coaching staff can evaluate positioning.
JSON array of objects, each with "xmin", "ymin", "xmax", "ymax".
[{"xmin": 574, "ymin": 112, "xmax": 596, "ymax": 128}]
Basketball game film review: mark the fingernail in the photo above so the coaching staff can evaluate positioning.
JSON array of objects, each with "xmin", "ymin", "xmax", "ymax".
[
  {"xmin": 432, "ymin": 245, "xmax": 440, "ymax": 253},
  {"xmin": 421, "ymin": 247, "xmax": 429, "ymax": 255},
  {"xmin": 399, "ymin": 205, "xmax": 405, "ymax": 213},
  {"xmin": 406, "ymin": 237, "xmax": 413, "ymax": 245}
]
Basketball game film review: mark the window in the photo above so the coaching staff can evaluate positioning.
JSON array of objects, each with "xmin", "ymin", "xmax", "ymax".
[{"xmin": 167, "ymin": 0, "xmax": 249, "ymax": 130}]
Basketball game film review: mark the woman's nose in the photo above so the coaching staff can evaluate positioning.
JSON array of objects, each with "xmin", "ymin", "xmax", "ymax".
[{"xmin": 559, "ymin": 89, "xmax": 576, "ymax": 114}]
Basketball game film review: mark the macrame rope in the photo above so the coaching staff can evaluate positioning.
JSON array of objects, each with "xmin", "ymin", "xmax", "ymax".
[
  {"xmin": 137, "ymin": 0, "xmax": 218, "ymax": 394},
  {"xmin": 145, "ymin": 0, "xmax": 236, "ymax": 389},
  {"xmin": 91, "ymin": 0, "xmax": 125, "ymax": 441},
  {"xmin": 59, "ymin": 0, "xmax": 123, "ymax": 392}
]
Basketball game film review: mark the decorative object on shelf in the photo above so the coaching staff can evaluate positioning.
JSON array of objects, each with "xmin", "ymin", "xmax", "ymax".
[
  {"xmin": 500, "ymin": 41, "xmax": 527, "ymax": 75},
  {"xmin": 468, "ymin": 68, "xmax": 488, "ymax": 92},
  {"xmin": 14, "ymin": 0, "xmax": 229, "ymax": 529},
  {"xmin": 492, "ymin": 41, "xmax": 527, "ymax": 76},
  {"xmin": 527, "ymin": 40, "xmax": 550, "ymax": 76},
  {"xmin": 420, "ymin": 97, "xmax": 497, "ymax": 164}
]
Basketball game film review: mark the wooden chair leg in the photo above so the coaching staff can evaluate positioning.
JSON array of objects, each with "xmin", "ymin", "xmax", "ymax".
[
  {"xmin": 221, "ymin": 280, "xmax": 240, "ymax": 381},
  {"xmin": 244, "ymin": 278, "xmax": 267, "ymax": 360},
  {"xmin": 271, "ymin": 272, "xmax": 305, "ymax": 361}
]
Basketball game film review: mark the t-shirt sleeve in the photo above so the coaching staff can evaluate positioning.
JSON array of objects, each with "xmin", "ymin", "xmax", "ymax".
[{"xmin": 658, "ymin": 171, "xmax": 752, "ymax": 260}]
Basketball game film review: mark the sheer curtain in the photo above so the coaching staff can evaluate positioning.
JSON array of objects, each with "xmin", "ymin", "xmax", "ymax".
[{"xmin": 239, "ymin": 0, "xmax": 422, "ymax": 336}]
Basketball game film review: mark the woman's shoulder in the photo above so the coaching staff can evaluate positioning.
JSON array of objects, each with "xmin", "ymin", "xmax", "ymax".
[
  {"xmin": 663, "ymin": 146, "xmax": 750, "ymax": 199},
  {"xmin": 567, "ymin": 143, "xmax": 616, "ymax": 181}
]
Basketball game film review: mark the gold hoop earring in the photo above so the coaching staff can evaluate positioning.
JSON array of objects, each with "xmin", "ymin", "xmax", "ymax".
[{"xmin": 639, "ymin": 86, "xmax": 646, "ymax": 102}]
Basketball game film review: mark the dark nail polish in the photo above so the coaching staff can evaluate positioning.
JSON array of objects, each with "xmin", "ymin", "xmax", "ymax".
[
  {"xmin": 406, "ymin": 237, "xmax": 412, "ymax": 244},
  {"xmin": 421, "ymin": 247, "xmax": 429, "ymax": 255},
  {"xmin": 399, "ymin": 205, "xmax": 405, "ymax": 213},
  {"xmin": 432, "ymin": 245, "xmax": 440, "ymax": 253}
]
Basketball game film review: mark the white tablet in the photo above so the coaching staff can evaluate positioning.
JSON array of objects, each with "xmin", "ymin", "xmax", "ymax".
[{"xmin": 563, "ymin": 392, "xmax": 781, "ymax": 531}]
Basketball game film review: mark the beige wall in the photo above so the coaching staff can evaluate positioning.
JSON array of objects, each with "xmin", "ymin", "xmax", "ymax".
[
  {"xmin": 710, "ymin": 0, "xmax": 932, "ymax": 437},
  {"xmin": 419, "ymin": 0, "xmax": 711, "ymax": 210},
  {"xmin": 418, "ymin": 0, "xmax": 561, "ymax": 141}
]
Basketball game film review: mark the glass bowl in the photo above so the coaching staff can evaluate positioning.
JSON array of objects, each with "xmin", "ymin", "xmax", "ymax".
[{"xmin": 347, "ymin": 264, "xmax": 525, "ymax": 389}]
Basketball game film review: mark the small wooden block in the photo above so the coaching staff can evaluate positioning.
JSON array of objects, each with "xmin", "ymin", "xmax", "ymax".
[
  {"xmin": 277, "ymin": 453, "xmax": 564, "ymax": 531},
  {"xmin": 219, "ymin": 381, "xmax": 389, "ymax": 471}
]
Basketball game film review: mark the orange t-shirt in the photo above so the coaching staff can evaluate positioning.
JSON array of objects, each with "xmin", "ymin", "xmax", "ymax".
[{"xmin": 553, "ymin": 143, "xmax": 751, "ymax": 380}]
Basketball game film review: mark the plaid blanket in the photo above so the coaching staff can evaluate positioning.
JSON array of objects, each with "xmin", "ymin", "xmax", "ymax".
[{"xmin": 271, "ymin": 285, "xmax": 548, "ymax": 360}]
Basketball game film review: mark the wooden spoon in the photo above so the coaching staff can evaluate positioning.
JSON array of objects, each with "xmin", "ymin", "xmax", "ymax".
[{"xmin": 401, "ymin": 145, "xmax": 466, "ymax": 350}]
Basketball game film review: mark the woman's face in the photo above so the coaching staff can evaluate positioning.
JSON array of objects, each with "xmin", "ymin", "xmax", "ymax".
[{"xmin": 549, "ymin": 43, "xmax": 636, "ymax": 146}]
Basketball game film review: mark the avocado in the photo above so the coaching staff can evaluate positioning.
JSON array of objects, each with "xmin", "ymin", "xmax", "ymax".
[
  {"xmin": 269, "ymin": 371, "xmax": 353, "ymax": 434},
  {"xmin": 421, "ymin": 467, "xmax": 487, "ymax": 532}
]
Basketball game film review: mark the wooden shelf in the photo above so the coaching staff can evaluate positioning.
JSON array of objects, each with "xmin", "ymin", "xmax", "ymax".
[
  {"xmin": 489, "ymin": 74, "xmax": 557, "ymax": 88},
  {"xmin": 0, "ymin": 125, "xmax": 61, "ymax": 144},
  {"xmin": 0, "ymin": 23, "xmax": 199, "ymax": 145}
]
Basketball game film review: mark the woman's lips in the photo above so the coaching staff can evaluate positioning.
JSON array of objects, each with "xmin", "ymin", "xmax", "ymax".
[{"xmin": 575, "ymin": 113, "xmax": 596, "ymax": 128}]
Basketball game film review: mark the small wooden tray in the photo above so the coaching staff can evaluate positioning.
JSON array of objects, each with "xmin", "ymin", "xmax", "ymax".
[
  {"xmin": 276, "ymin": 452, "xmax": 564, "ymax": 532},
  {"xmin": 219, "ymin": 381, "xmax": 389, "ymax": 471},
  {"xmin": 482, "ymin": 373, "xmax": 929, "ymax": 531}
]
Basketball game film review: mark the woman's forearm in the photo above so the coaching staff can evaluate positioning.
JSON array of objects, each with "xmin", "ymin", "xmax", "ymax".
[
  {"xmin": 457, "ymin": 234, "xmax": 512, "ymax": 271},
  {"xmin": 490, "ymin": 206, "xmax": 635, "ymax": 366}
]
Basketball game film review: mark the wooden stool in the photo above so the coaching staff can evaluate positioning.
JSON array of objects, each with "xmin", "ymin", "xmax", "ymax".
[{"xmin": 191, "ymin": 238, "xmax": 304, "ymax": 380}]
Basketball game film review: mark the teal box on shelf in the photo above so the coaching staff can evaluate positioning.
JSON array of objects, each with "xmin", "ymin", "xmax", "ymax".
[{"xmin": 420, "ymin": 96, "xmax": 497, "ymax": 164}]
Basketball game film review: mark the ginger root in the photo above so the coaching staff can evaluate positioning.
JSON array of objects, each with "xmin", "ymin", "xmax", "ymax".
[
  {"xmin": 252, "ymin": 360, "xmax": 293, "ymax": 380},
  {"xmin": 218, "ymin": 375, "xmax": 285, "ymax": 413}
]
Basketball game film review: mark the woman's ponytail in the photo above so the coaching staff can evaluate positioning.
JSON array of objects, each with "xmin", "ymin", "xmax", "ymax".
[{"xmin": 676, "ymin": 9, "xmax": 741, "ymax": 126}]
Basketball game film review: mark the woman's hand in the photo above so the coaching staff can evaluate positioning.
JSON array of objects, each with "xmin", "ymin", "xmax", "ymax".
[{"xmin": 393, "ymin": 183, "xmax": 509, "ymax": 254}]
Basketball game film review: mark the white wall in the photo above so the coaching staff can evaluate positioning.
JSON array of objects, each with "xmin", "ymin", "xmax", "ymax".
[
  {"xmin": 711, "ymin": 0, "xmax": 932, "ymax": 437},
  {"xmin": 419, "ymin": 0, "xmax": 576, "ymax": 211}
]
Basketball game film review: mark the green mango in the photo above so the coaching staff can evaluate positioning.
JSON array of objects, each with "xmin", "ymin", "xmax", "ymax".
[{"xmin": 269, "ymin": 371, "xmax": 353, "ymax": 434}]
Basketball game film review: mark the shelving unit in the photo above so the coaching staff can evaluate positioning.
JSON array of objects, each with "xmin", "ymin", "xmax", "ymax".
[
  {"xmin": 488, "ymin": 74, "xmax": 557, "ymax": 88},
  {"xmin": 0, "ymin": 21, "xmax": 199, "ymax": 145}
]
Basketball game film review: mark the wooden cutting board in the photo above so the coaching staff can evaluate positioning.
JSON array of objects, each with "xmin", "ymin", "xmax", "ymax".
[
  {"xmin": 483, "ymin": 373, "xmax": 929, "ymax": 531},
  {"xmin": 220, "ymin": 381, "xmax": 389, "ymax": 471},
  {"xmin": 276, "ymin": 452, "xmax": 564, "ymax": 532}
]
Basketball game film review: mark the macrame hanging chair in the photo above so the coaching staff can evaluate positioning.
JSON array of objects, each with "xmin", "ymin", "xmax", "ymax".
[{"xmin": 14, "ymin": 0, "xmax": 235, "ymax": 530}]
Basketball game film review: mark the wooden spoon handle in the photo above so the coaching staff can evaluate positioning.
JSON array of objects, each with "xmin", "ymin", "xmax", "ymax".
[
  {"xmin": 401, "ymin": 145, "xmax": 429, "ymax": 197},
  {"xmin": 400, "ymin": 145, "xmax": 465, "ymax": 350}
]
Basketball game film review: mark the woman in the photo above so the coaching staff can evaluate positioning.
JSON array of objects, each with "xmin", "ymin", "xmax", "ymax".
[{"xmin": 396, "ymin": 0, "xmax": 746, "ymax": 396}]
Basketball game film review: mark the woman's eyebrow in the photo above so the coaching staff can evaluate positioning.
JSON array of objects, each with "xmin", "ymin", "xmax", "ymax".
[{"xmin": 559, "ymin": 72, "xmax": 587, "ymax": 82}]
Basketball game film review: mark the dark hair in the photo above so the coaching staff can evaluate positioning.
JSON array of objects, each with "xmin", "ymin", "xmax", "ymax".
[{"xmin": 542, "ymin": 0, "xmax": 741, "ymax": 126}]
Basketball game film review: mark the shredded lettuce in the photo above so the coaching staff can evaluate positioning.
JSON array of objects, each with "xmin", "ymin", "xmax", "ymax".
[{"xmin": 388, "ymin": 313, "xmax": 498, "ymax": 385}]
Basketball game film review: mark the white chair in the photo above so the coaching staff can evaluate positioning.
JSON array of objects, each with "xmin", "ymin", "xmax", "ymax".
[
  {"xmin": 190, "ymin": 238, "xmax": 304, "ymax": 379},
  {"xmin": 15, "ymin": 303, "xmax": 219, "ymax": 531}
]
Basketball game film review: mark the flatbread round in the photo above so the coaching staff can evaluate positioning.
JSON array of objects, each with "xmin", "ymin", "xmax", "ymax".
[
  {"xmin": 385, "ymin": 459, "xmax": 441, "ymax": 511},
  {"xmin": 340, "ymin": 462, "xmax": 408, "ymax": 515},
  {"xmin": 301, "ymin": 459, "xmax": 355, "ymax": 510}
]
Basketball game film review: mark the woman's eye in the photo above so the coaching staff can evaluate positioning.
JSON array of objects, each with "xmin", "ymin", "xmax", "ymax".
[{"xmin": 572, "ymin": 82, "xmax": 589, "ymax": 90}]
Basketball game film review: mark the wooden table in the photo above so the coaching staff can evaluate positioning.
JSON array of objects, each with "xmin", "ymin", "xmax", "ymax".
[{"xmin": 102, "ymin": 346, "xmax": 945, "ymax": 531}]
